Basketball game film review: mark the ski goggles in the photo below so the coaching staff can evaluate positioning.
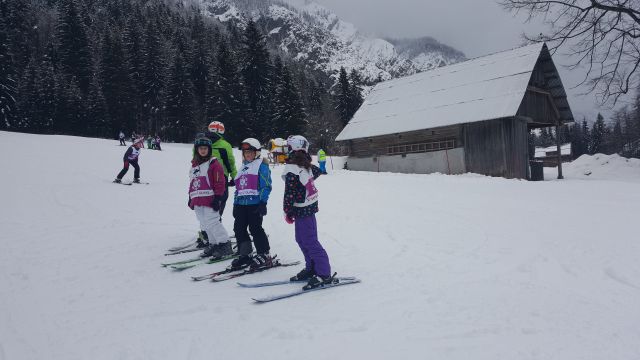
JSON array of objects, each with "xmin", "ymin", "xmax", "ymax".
[{"xmin": 240, "ymin": 143, "xmax": 257, "ymax": 151}]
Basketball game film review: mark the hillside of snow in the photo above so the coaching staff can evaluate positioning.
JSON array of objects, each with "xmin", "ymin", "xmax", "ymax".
[
  {"xmin": 1, "ymin": 131, "xmax": 640, "ymax": 360},
  {"xmin": 199, "ymin": 0, "xmax": 465, "ymax": 83},
  {"xmin": 544, "ymin": 153, "xmax": 640, "ymax": 182}
]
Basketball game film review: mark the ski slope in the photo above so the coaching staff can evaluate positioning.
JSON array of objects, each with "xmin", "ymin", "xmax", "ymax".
[{"xmin": 1, "ymin": 131, "xmax": 639, "ymax": 360}]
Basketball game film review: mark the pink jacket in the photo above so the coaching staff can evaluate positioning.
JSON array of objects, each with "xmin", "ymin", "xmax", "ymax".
[{"xmin": 189, "ymin": 158, "xmax": 226, "ymax": 207}]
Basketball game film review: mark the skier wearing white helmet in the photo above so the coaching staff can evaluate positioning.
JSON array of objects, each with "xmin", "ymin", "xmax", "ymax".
[
  {"xmin": 283, "ymin": 135, "xmax": 333, "ymax": 290},
  {"xmin": 229, "ymin": 138, "xmax": 273, "ymax": 271}
]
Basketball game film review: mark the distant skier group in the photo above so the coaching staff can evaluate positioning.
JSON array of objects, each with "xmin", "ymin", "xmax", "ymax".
[{"xmin": 119, "ymin": 131, "xmax": 162, "ymax": 150}]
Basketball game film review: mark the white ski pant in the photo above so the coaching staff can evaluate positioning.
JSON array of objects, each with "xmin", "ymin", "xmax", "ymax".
[{"xmin": 194, "ymin": 206, "xmax": 230, "ymax": 245}]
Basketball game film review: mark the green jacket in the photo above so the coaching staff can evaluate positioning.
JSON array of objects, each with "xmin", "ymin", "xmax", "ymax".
[
  {"xmin": 317, "ymin": 149, "xmax": 326, "ymax": 162},
  {"xmin": 211, "ymin": 137, "xmax": 237, "ymax": 179}
]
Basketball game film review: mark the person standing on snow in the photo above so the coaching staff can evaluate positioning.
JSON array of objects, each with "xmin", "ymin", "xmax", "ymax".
[
  {"xmin": 206, "ymin": 121, "xmax": 237, "ymax": 217},
  {"xmin": 284, "ymin": 135, "xmax": 332, "ymax": 290},
  {"xmin": 189, "ymin": 136, "xmax": 234, "ymax": 259},
  {"xmin": 317, "ymin": 148, "xmax": 327, "ymax": 174},
  {"xmin": 155, "ymin": 135, "xmax": 162, "ymax": 151},
  {"xmin": 114, "ymin": 138, "xmax": 143, "ymax": 183},
  {"xmin": 118, "ymin": 131, "xmax": 126, "ymax": 146},
  {"xmin": 229, "ymin": 138, "xmax": 272, "ymax": 271}
]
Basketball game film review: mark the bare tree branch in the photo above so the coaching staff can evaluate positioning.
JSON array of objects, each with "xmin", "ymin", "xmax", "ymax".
[{"xmin": 500, "ymin": 0, "xmax": 640, "ymax": 104}]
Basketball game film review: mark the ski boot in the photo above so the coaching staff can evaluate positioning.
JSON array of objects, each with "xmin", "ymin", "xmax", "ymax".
[
  {"xmin": 249, "ymin": 253, "xmax": 273, "ymax": 271},
  {"xmin": 229, "ymin": 255, "xmax": 253, "ymax": 271},
  {"xmin": 196, "ymin": 231, "xmax": 209, "ymax": 249},
  {"xmin": 133, "ymin": 178, "xmax": 141, "ymax": 184},
  {"xmin": 290, "ymin": 268, "xmax": 314, "ymax": 282},
  {"xmin": 303, "ymin": 273, "xmax": 336, "ymax": 291},
  {"xmin": 199, "ymin": 243, "xmax": 220, "ymax": 258},
  {"xmin": 113, "ymin": 178, "xmax": 122, "ymax": 183},
  {"xmin": 217, "ymin": 241, "xmax": 234, "ymax": 257}
]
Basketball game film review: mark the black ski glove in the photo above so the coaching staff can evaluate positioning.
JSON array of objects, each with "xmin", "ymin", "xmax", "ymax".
[
  {"xmin": 257, "ymin": 202, "xmax": 267, "ymax": 216},
  {"xmin": 211, "ymin": 196, "xmax": 222, "ymax": 211},
  {"xmin": 227, "ymin": 179, "xmax": 235, "ymax": 187},
  {"xmin": 188, "ymin": 197, "xmax": 194, "ymax": 210}
]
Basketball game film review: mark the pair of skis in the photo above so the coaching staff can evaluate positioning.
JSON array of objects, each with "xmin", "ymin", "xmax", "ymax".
[
  {"xmin": 164, "ymin": 238, "xmax": 236, "ymax": 256},
  {"xmin": 161, "ymin": 254, "xmax": 236, "ymax": 271},
  {"xmin": 113, "ymin": 180, "xmax": 150, "ymax": 186},
  {"xmin": 191, "ymin": 257, "xmax": 300, "ymax": 282},
  {"xmin": 239, "ymin": 275, "xmax": 361, "ymax": 303}
]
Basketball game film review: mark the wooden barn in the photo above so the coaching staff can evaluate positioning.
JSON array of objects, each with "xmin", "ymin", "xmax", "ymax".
[{"xmin": 335, "ymin": 42, "xmax": 574, "ymax": 179}]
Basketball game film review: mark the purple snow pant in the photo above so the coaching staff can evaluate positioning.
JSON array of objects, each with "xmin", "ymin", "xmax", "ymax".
[{"xmin": 294, "ymin": 214, "xmax": 331, "ymax": 277}]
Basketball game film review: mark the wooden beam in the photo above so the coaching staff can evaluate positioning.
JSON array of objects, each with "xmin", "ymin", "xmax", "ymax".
[
  {"xmin": 526, "ymin": 86, "xmax": 561, "ymax": 119},
  {"xmin": 555, "ymin": 123, "xmax": 564, "ymax": 180}
]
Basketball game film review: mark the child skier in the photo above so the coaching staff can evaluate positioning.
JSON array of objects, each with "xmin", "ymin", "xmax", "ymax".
[
  {"xmin": 317, "ymin": 148, "xmax": 327, "ymax": 174},
  {"xmin": 114, "ymin": 139, "xmax": 143, "ymax": 183},
  {"xmin": 229, "ymin": 138, "xmax": 272, "ymax": 271},
  {"xmin": 189, "ymin": 136, "xmax": 234, "ymax": 259},
  {"xmin": 283, "ymin": 135, "xmax": 332, "ymax": 290},
  {"xmin": 207, "ymin": 121, "xmax": 237, "ymax": 216}
]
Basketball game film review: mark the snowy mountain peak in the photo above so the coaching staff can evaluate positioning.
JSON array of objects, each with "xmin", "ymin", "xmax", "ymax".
[{"xmin": 199, "ymin": 0, "xmax": 466, "ymax": 83}]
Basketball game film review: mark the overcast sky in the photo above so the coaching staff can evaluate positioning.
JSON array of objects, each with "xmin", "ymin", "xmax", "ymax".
[{"xmin": 285, "ymin": 0, "xmax": 622, "ymax": 121}]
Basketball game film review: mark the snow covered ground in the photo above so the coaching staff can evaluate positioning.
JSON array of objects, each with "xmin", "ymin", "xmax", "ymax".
[
  {"xmin": 545, "ymin": 153, "xmax": 640, "ymax": 182},
  {"xmin": 1, "ymin": 131, "xmax": 639, "ymax": 360}
]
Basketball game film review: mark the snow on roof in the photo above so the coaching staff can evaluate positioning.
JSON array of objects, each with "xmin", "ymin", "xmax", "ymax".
[
  {"xmin": 534, "ymin": 143, "xmax": 572, "ymax": 158},
  {"xmin": 336, "ymin": 42, "xmax": 553, "ymax": 141}
]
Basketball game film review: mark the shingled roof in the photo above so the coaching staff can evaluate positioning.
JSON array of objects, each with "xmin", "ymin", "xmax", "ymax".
[{"xmin": 336, "ymin": 42, "xmax": 573, "ymax": 141}]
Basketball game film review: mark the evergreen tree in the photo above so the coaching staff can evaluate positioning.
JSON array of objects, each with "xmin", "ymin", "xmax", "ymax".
[
  {"xmin": 591, "ymin": 113, "xmax": 606, "ymax": 154},
  {"xmin": 124, "ymin": 17, "xmax": 144, "ymax": 132},
  {"xmin": 101, "ymin": 31, "xmax": 135, "ymax": 135},
  {"xmin": 38, "ymin": 54, "xmax": 57, "ymax": 133},
  {"xmin": 56, "ymin": 0, "xmax": 93, "ymax": 93},
  {"xmin": 306, "ymin": 79, "xmax": 341, "ymax": 152},
  {"xmin": 348, "ymin": 68, "xmax": 364, "ymax": 117},
  {"xmin": 557, "ymin": 124, "xmax": 570, "ymax": 144},
  {"xmin": 612, "ymin": 120, "xmax": 623, "ymax": 154},
  {"xmin": 570, "ymin": 123, "xmax": 585, "ymax": 158},
  {"xmin": 272, "ymin": 57, "xmax": 306, "ymax": 137},
  {"xmin": 15, "ymin": 59, "xmax": 40, "ymax": 131},
  {"xmin": 141, "ymin": 21, "xmax": 165, "ymax": 136},
  {"xmin": 2, "ymin": 0, "xmax": 33, "ymax": 76},
  {"xmin": 0, "ymin": 12, "xmax": 16, "ymax": 129},
  {"xmin": 86, "ymin": 77, "xmax": 109, "ymax": 137},
  {"xmin": 335, "ymin": 67, "xmax": 351, "ymax": 127},
  {"xmin": 207, "ymin": 39, "xmax": 246, "ymax": 143},
  {"xmin": 539, "ymin": 128, "xmax": 554, "ymax": 147},
  {"xmin": 190, "ymin": 13, "xmax": 209, "ymax": 123},
  {"xmin": 56, "ymin": 76, "xmax": 86, "ymax": 134},
  {"xmin": 165, "ymin": 53, "xmax": 196, "ymax": 142},
  {"xmin": 581, "ymin": 119, "xmax": 591, "ymax": 155},
  {"xmin": 241, "ymin": 20, "xmax": 272, "ymax": 141}
]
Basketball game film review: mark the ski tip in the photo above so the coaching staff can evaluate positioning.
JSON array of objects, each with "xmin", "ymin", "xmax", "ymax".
[{"xmin": 171, "ymin": 266, "xmax": 193, "ymax": 271}]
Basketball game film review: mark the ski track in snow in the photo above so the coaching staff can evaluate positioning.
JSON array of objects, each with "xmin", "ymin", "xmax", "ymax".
[{"xmin": 1, "ymin": 131, "xmax": 640, "ymax": 360}]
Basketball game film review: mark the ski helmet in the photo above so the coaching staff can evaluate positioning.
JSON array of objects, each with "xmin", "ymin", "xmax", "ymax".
[
  {"xmin": 286, "ymin": 135, "xmax": 309, "ymax": 153},
  {"xmin": 240, "ymin": 138, "xmax": 262, "ymax": 151},
  {"xmin": 194, "ymin": 136, "xmax": 212, "ymax": 155},
  {"xmin": 208, "ymin": 121, "xmax": 225, "ymax": 134},
  {"xmin": 194, "ymin": 137, "xmax": 212, "ymax": 147}
]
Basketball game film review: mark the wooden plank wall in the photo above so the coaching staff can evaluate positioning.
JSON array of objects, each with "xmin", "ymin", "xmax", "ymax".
[
  {"xmin": 348, "ymin": 125, "xmax": 462, "ymax": 157},
  {"xmin": 463, "ymin": 117, "xmax": 529, "ymax": 179}
]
